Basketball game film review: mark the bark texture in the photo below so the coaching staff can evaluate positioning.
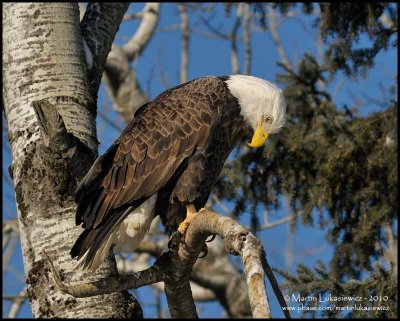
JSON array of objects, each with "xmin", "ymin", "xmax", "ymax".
[
  {"xmin": 2, "ymin": 3, "xmax": 140, "ymax": 317},
  {"xmin": 47, "ymin": 209, "xmax": 287, "ymax": 318},
  {"xmin": 80, "ymin": 3, "xmax": 130, "ymax": 100}
]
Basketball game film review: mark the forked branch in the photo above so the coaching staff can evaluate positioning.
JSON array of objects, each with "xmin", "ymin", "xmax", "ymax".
[{"xmin": 44, "ymin": 209, "xmax": 290, "ymax": 319}]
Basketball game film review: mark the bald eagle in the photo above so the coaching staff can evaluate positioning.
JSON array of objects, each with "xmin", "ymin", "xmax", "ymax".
[{"xmin": 71, "ymin": 75, "xmax": 286, "ymax": 271}]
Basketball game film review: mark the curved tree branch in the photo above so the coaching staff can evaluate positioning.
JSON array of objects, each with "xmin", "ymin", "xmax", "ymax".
[
  {"xmin": 130, "ymin": 235, "xmax": 252, "ymax": 317},
  {"xmin": 116, "ymin": 253, "xmax": 217, "ymax": 303},
  {"xmin": 102, "ymin": 3, "xmax": 161, "ymax": 123},
  {"xmin": 267, "ymin": 3, "xmax": 292, "ymax": 71},
  {"xmin": 45, "ymin": 209, "xmax": 290, "ymax": 318},
  {"xmin": 44, "ymin": 250, "xmax": 162, "ymax": 298},
  {"xmin": 122, "ymin": 3, "xmax": 160, "ymax": 60},
  {"xmin": 178, "ymin": 3, "xmax": 190, "ymax": 84}
]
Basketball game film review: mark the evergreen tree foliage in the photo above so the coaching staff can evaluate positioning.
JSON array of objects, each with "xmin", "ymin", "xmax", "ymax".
[
  {"xmin": 215, "ymin": 2, "xmax": 398, "ymax": 317},
  {"xmin": 275, "ymin": 261, "xmax": 397, "ymax": 318},
  {"xmin": 254, "ymin": 3, "xmax": 398, "ymax": 76}
]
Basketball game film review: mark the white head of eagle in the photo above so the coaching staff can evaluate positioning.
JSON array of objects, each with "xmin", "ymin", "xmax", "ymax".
[
  {"xmin": 71, "ymin": 75, "xmax": 287, "ymax": 271},
  {"xmin": 226, "ymin": 75, "xmax": 286, "ymax": 147}
]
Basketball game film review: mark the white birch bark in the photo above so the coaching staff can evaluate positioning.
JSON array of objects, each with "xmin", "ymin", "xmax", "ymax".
[
  {"xmin": 103, "ymin": 3, "xmax": 160, "ymax": 123},
  {"xmin": 2, "ymin": 3, "xmax": 140, "ymax": 317},
  {"xmin": 122, "ymin": 3, "xmax": 161, "ymax": 59}
]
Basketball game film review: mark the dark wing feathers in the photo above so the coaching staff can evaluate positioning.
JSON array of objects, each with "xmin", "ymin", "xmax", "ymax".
[
  {"xmin": 72, "ymin": 76, "xmax": 226, "ymax": 262},
  {"xmin": 156, "ymin": 77, "xmax": 246, "ymax": 234}
]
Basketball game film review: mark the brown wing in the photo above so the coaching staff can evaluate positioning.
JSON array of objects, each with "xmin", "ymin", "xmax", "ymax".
[
  {"xmin": 159, "ymin": 84, "xmax": 246, "ymax": 233},
  {"xmin": 71, "ymin": 76, "xmax": 226, "ymax": 262}
]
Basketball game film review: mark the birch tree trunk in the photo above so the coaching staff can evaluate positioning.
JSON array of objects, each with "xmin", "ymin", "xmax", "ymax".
[{"xmin": 2, "ymin": 3, "xmax": 141, "ymax": 317}]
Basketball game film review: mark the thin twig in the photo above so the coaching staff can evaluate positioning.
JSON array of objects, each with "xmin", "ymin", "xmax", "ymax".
[
  {"xmin": 383, "ymin": 224, "xmax": 398, "ymax": 274},
  {"xmin": 231, "ymin": 4, "xmax": 243, "ymax": 75},
  {"xmin": 210, "ymin": 194, "xmax": 230, "ymax": 215},
  {"xmin": 7, "ymin": 288, "xmax": 27, "ymax": 318},
  {"xmin": 261, "ymin": 251, "xmax": 291, "ymax": 318},
  {"xmin": 243, "ymin": 3, "xmax": 251, "ymax": 75},
  {"xmin": 98, "ymin": 110, "xmax": 124, "ymax": 132},
  {"xmin": 178, "ymin": 4, "xmax": 190, "ymax": 84},
  {"xmin": 267, "ymin": 4, "xmax": 292, "ymax": 70},
  {"xmin": 190, "ymin": 28, "xmax": 229, "ymax": 39},
  {"xmin": 3, "ymin": 231, "xmax": 18, "ymax": 271},
  {"xmin": 249, "ymin": 215, "xmax": 295, "ymax": 231},
  {"xmin": 185, "ymin": 3, "xmax": 216, "ymax": 13},
  {"xmin": 331, "ymin": 77, "xmax": 345, "ymax": 100},
  {"xmin": 157, "ymin": 24, "xmax": 181, "ymax": 33},
  {"xmin": 123, "ymin": 12, "xmax": 144, "ymax": 21},
  {"xmin": 197, "ymin": 15, "xmax": 230, "ymax": 40}
]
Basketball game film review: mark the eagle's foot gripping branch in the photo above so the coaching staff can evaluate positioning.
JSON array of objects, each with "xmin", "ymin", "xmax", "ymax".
[
  {"xmin": 177, "ymin": 204, "xmax": 197, "ymax": 236},
  {"xmin": 168, "ymin": 204, "xmax": 198, "ymax": 250},
  {"xmin": 44, "ymin": 209, "xmax": 290, "ymax": 319}
]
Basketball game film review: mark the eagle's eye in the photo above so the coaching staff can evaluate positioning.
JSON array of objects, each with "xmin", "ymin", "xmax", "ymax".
[{"xmin": 265, "ymin": 116, "xmax": 273, "ymax": 123}]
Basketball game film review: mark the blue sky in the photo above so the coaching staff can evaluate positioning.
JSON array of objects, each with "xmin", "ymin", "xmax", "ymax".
[{"xmin": 2, "ymin": 3, "xmax": 397, "ymax": 318}]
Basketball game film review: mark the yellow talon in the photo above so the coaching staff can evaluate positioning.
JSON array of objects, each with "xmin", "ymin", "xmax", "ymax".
[{"xmin": 178, "ymin": 204, "xmax": 197, "ymax": 235}]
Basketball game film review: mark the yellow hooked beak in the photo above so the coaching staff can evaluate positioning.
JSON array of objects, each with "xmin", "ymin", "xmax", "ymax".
[{"xmin": 248, "ymin": 123, "xmax": 269, "ymax": 148}]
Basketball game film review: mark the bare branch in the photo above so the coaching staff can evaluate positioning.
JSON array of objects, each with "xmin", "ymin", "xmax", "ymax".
[
  {"xmin": 383, "ymin": 224, "xmax": 398, "ymax": 274},
  {"xmin": 191, "ymin": 27, "xmax": 229, "ymax": 39},
  {"xmin": 46, "ymin": 209, "xmax": 289, "ymax": 318},
  {"xmin": 157, "ymin": 24, "xmax": 181, "ymax": 33},
  {"xmin": 43, "ymin": 250, "xmax": 162, "ymax": 298},
  {"xmin": 285, "ymin": 224, "xmax": 294, "ymax": 271},
  {"xmin": 243, "ymin": 3, "xmax": 252, "ymax": 75},
  {"xmin": 186, "ymin": 3, "xmax": 217, "ymax": 13},
  {"xmin": 6, "ymin": 288, "xmax": 27, "ymax": 318},
  {"xmin": 159, "ymin": 55, "xmax": 172, "ymax": 90},
  {"xmin": 314, "ymin": 7, "xmax": 327, "ymax": 91},
  {"xmin": 197, "ymin": 15, "xmax": 230, "ymax": 40},
  {"xmin": 3, "ymin": 230, "xmax": 18, "ymax": 271},
  {"xmin": 134, "ymin": 235, "xmax": 252, "ymax": 317},
  {"xmin": 231, "ymin": 4, "xmax": 243, "ymax": 75},
  {"xmin": 122, "ymin": 3, "xmax": 161, "ymax": 60},
  {"xmin": 331, "ymin": 77, "xmax": 345, "ymax": 100},
  {"xmin": 123, "ymin": 12, "xmax": 144, "ymax": 21},
  {"xmin": 103, "ymin": 3, "xmax": 161, "ymax": 123},
  {"xmin": 249, "ymin": 215, "xmax": 295, "ymax": 231},
  {"xmin": 261, "ymin": 253, "xmax": 291, "ymax": 319},
  {"xmin": 98, "ymin": 110, "xmax": 124, "ymax": 132},
  {"xmin": 209, "ymin": 194, "xmax": 231, "ymax": 215},
  {"xmin": 3, "ymin": 220, "xmax": 20, "ymax": 270},
  {"xmin": 2, "ymin": 219, "xmax": 19, "ymax": 236},
  {"xmin": 267, "ymin": 4, "xmax": 292, "ymax": 70},
  {"xmin": 103, "ymin": 45, "xmax": 149, "ymax": 123},
  {"xmin": 117, "ymin": 253, "xmax": 217, "ymax": 302},
  {"xmin": 190, "ymin": 237, "xmax": 252, "ymax": 317},
  {"xmin": 178, "ymin": 4, "xmax": 190, "ymax": 84}
]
